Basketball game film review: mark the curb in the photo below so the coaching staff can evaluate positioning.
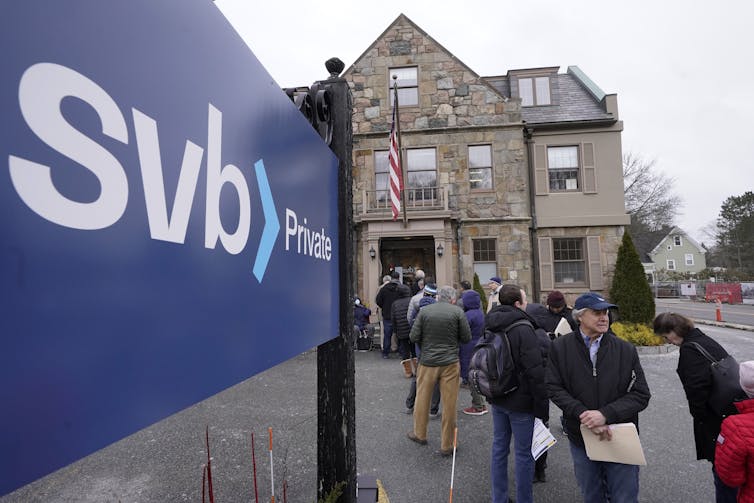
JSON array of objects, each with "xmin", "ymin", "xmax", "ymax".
[
  {"xmin": 692, "ymin": 319, "xmax": 754, "ymax": 332},
  {"xmin": 636, "ymin": 344, "xmax": 677, "ymax": 355}
]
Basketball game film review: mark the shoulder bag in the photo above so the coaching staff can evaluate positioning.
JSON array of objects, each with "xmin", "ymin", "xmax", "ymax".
[{"xmin": 687, "ymin": 341, "xmax": 747, "ymax": 417}]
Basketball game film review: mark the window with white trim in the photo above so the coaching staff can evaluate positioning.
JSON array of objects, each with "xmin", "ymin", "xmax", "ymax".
[
  {"xmin": 469, "ymin": 145, "xmax": 493, "ymax": 190},
  {"xmin": 374, "ymin": 148, "xmax": 437, "ymax": 202},
  {"xmin": 389, "ymin": 66, "xmax": 418, "ymax": 107},
  {"xmin": 519, "ymin": 76, "xmax": 551, "ymax": 106},
  {"xmin": 548, "ymin": 146, "xmax": 580, "ymax": 192},
  {"xmin": 685, "ymin": 253, "xmax": 694, "ymax": 266},
  {"xmin": 667, "ymin": 259, "xmax": 676, "ymax": 271},
  {"xmin": 674, "ymin": 235, "xmax": 682, "ymax": 246},
  {"xmin": 553, "ymin": 238, "xmax": 586, "ymax": 284}
]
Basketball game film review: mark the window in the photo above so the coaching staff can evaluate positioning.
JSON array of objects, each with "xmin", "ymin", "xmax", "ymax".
[
  {"xmin": 389, "ymin": 66, "xmax": 418, "ymax": 107},
  {"xmin": 667, "ymin": 259, "xmax": 676, "ymax": 271},
  {"xmin": 519, "ymin": 76, "xmax": 551, "ymax": 106},
  {"xmin": 674, "ymin": 235, "xmax": 682, "ymax": 246},
  {"xmin": 374, "ymin": 147, "xmax": 437, "ymax": 202},
  {"xmin": 473, "ymin": 239, "xmax": 497, "ymax": 281},
  {"xmin": 547, "ymin": 146, "xmax": 579, "ymax": 191},
  {"xmin": 469, "ymin": 145, "xmax": 492, "ymax": 190},
  {"xmin": 553, "ymin": 238, "xmax": 586, "ymax": 284},
  {"xmin": 685, "ymin": 253, "xmax": 694, "ymax": 266}
]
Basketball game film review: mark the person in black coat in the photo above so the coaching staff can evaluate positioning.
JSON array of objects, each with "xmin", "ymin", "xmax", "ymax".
[
  {"xmin": 391, "ymin": 285, "xmax": 415, "ymax": 377},
  {"xmin": 548, "ymin": 292, "xmax": 651, "ymax": 503},
  {"xmin": 485, "ymin": 285, "xmax": 547, "ymax": 503},
  {"xmin": 653, "ymin": 312, "xmax": 739, "ymax": 503},
  {"xmin": 540, "ymin": 290, "xmax": 577, "ymax": 335}
]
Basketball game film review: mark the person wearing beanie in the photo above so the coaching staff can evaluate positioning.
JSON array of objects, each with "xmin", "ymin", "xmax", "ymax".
[
  {"xmin": 716, "ymin": 360, "xmax": 754, "ymax": 502},
  {"xmin": 486, "ymin": 276, "xmax": 503, "ymax": 313},
  {"xmin": 540, "ymin": 290, "xmax": 577, "ymax": 336},
  {"xmin": 653, "ymin": 312, "xmax": 740, "ymax": 502}
]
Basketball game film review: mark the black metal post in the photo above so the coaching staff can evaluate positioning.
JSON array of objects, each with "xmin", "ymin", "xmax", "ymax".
[{"xmin": 316, "ymin": 59, "xmax": 356, "ymax": 503}]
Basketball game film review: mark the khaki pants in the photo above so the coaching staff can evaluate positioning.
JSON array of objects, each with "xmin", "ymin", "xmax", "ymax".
[{"xmin": 413, "ymin": 362, "xmax": 460, "ymax": 451}]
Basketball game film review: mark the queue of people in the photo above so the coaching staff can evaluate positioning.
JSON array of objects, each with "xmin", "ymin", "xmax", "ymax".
[{"xmin": 358, "ymin": 270, "xmax": 751, "ymax": 502}]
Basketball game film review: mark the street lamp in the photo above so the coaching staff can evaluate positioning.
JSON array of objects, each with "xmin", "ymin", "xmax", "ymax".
[
  {"xmin": 369, "ymin": 245, "xmax": 376, "ymax": 260},
  {"xmin": 436, "ymin": 243, "xmax": 444, "ymax": 257}
]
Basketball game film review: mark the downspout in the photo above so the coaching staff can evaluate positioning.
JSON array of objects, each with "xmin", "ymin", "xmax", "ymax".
[
  {"xmin": 456, "ymin": 222, "xmax": 463, "ymax": 286},
  {"xmin": 524, "ymin": 126, "xmax": 541, "ymax": 302}
]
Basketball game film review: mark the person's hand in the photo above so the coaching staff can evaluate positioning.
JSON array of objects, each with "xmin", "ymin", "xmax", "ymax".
[
  {"xmin": 579, "ymin": 410, "xmax": 606, "ymax": 429},
  {"xmin": 590, "ymin": 425, "xmax": 612, "ymax": 441}
]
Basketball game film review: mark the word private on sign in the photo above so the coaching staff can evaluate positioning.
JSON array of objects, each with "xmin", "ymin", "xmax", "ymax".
[{"xmin": 285, "ymin": 208, "xmax": 333, "ymax": 261}]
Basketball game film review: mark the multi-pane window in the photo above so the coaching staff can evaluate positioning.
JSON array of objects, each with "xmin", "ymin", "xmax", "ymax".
[
  {"xmin": 547, "ymin": 146, "xmax": 580, "ymax": 192},
  {"xmin": 685, "ymin": 254, "xmax": 694, "ymax": 266},
  {"xmin": 553, "ymin": 238, "xmax": 585, "ymax": 284},
  {"xmin": 667, "ymin": 259, "xmax": 676, "ymax": 271},
  {"xmin": 674, "ymin": 235, "xmax": 682, "ymax": 246},
  {"xmin": 388, "ymin": 66, "xmax": 418, "ymax": 107},
  {"xmin": 469, "ymin": 145, "xmax": 493, "ymax": 190},
  {"xmin": 519, "ymin": 77, "xmax": 551, "ymax": 106},
  {"xmin": 374, "ymin": 148, "xmax": 437, "ymax": 202},
  {"xmin": 473, "ymin": 239, "xmax": 497, "ymax": 282}
]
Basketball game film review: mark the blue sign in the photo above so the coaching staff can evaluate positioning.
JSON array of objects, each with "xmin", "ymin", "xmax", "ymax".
[{"xmin": 0, "ymin": 1, "xmax": 339, "ymax": 495}]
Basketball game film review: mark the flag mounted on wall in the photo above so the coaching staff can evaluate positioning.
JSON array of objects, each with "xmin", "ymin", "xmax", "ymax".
[{"xmin": 388, "ymin": 89, "xmax": 403, "ymax": 221}]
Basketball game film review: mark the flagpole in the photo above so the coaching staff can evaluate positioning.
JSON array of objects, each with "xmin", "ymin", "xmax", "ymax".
[{"xmin": 392, "ymin": 77, "xmax": 408, "ymax": 228}]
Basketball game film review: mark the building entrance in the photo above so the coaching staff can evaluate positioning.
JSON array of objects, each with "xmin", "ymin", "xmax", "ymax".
[{"xmin": 379, "ymin": 237, "xmax": 436, "ymax": 292}]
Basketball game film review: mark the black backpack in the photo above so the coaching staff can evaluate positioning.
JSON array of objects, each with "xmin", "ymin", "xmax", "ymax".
[{"xmin": 468, "ymin": 320, "xmax": 532, "ymax": 399}]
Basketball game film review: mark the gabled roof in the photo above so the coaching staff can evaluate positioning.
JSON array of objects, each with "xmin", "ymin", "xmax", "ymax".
[
  {"xmin": 342, "ymin": 13, "xmax": 505, "ymax": 99},
  {"xmin": 631, "ymin": 226, "xmax": 673, "ymax": 263},
  {"xmin": 648, "ymin": 226, "xmax": 706, "ymax": 255}
]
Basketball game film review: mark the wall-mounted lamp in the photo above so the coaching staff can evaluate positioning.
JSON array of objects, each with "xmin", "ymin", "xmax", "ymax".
[
  {"xmin": 369, "ymin": 245, "xmax": 376, "ymax": 260},
  {"xmin": 436, "ymin": 243, "xmax": 444, "ymax": 257}
]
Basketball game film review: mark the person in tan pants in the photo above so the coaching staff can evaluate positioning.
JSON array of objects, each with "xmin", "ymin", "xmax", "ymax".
[{"xmin": 407, "ymin": 285, "xmax": 471, "ymax": 456}]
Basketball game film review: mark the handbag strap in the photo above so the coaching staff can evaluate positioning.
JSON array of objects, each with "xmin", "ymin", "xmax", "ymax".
[{"xmin": 687, "ymin": 341, "xmax": 720, "ymax": 364}]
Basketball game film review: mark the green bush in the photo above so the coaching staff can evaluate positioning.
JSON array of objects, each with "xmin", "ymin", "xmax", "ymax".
[
  {"xmin": 473, "ymin": 272, "xmax": 488, "ymax": 312},
  {"xmin": 609, "ymin": 232, "xmax": 655, "ymax": 324},
  {"xmin": 612, "ymin": 322, "xmax": 665, "ymax": 346}
]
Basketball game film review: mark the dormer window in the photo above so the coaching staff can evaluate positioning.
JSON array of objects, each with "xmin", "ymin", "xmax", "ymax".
[{"xmin": 519, "ymin": 76, "xmax": 551, "ymax": 106}]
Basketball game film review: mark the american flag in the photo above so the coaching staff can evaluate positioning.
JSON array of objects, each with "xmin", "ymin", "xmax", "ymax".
[{"xmin": 388, "ymin": 102, "xmax": 403, "ymax": 221}]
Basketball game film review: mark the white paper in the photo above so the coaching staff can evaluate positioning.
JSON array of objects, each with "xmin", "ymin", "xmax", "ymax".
[
  {"xmin": 580, "ymin": 423, "xmax": 647, "ymax": 466},
  {"xmin": 531, "ymin": 418, "xmax": 557, "ymax": 460},
  {"xmin": 554, "ymin": 317, "xmax": 571, "ymax": 336}
]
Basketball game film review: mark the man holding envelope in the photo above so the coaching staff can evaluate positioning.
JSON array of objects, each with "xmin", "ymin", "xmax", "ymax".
[{"xmin": 547, "ymin": 292, "xmax": 652, "ymax": 502}]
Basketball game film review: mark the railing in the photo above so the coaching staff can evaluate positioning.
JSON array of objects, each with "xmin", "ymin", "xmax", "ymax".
[{"xmin": 362, "ymin": 186, "xmax": 448, "ymax": 214}]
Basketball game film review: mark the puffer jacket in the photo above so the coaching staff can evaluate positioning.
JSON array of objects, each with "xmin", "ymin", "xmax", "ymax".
[
  {"xmin": 459, "ymin": 290, "xmax": 484, "ymax": 380},
  {"xmin": 390, "ymin": 296, "xmax": 412, "ymax": 340},
  {"xmin": 485, "ymin": 305, "xmax": 548, "ymax": 420},
  {"xmin": 716, "ymin": 398, "xmax": 754, "ymax": 502},
  {"xmin": 409, "ymin": 301, "xmax": 471, "ymax": 367},
  {"xmin": 547, "ymin": 329, "xmax": 651, "ymax": 448}
]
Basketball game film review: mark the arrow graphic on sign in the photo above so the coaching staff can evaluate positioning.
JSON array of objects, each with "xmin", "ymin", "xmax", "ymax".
[{"xmin": 253, "ymin": 159, "xmax": 280, "ymax": 283}]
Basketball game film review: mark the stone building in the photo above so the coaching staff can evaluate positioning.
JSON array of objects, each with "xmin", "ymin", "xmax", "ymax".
[{"xmin": 343, "ymin": 14, "xmax": 629, "ymax": 306}]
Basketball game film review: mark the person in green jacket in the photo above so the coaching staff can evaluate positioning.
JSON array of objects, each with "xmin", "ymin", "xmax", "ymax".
[{"xmin": 407, "ymin": 285, "xmax": 471, "ymax": 456}]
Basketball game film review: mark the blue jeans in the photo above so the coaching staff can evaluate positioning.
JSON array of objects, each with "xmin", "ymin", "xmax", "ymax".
[
  {"xmin": 569, "ymin": 441, "xmax": 639, "ymax": 503},
  {"xmin": 381, "ymin": 320, "xmax": 393, "ymax": 356},
  {"xmin": 490, "ymin": 404, "xmax": 534, "ymax": 503},
  {"xmin": 713, "ymin": 464, "xmax": 739, "ymax": 503}
]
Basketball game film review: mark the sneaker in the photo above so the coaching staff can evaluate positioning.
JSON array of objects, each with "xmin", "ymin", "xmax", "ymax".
[
  {"xmin": 439, "ymin": 447, "xmax": 454, "ymax": 457},
  {"xmin": 429, "ymin": 411, "xmax": 440, "ymax": 419},
  {"xmin": 462, "ymin": 406, "xmax": 488, "ymax": 416},
  {"xmin": 405, "ymin": 407, "xmax": 414, "ymax": 415}
]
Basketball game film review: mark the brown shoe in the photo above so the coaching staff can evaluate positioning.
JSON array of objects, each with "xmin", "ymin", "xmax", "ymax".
[
  {"xmin": 407, "ymin": 432, "xmax": 427, "ymax": 445},
  {"xmin": 439, "ymin": 448, "xmax": 454, "ymax": 457}
]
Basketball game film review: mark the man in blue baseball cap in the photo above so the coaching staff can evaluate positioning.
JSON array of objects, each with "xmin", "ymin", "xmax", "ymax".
[{"xmin": 547, "ymin": 292, "xmax": 652, "ymax": 502}]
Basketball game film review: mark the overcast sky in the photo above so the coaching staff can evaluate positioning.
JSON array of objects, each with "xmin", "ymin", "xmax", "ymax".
[{"xmin": 215, "ymin": 0, "xmax": 753, "ymax": 244}]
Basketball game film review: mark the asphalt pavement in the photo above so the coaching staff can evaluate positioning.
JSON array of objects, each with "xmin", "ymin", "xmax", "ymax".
[{"xmin": 2, "ymin": 310, "xmax": 753, "ymax": 502}]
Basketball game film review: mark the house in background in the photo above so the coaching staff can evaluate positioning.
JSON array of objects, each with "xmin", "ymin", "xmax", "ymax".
[
  {"xmin": 634, "ymin": 226, "xmax": 707, "ymax": 282},
  {"xmin": 343, "ymin": 14, "xmax": 629, "ymax": 305}
]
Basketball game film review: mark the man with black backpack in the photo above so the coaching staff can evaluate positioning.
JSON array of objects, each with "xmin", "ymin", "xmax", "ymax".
[{"xmin": 484, "ymin": 284, "xmax": 547, "ymax": 503}]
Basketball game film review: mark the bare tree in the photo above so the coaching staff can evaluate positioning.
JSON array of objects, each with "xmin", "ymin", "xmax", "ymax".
[{"xmin": 623, "ymin": 153, "xmax": 682, "ymax": 233}]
